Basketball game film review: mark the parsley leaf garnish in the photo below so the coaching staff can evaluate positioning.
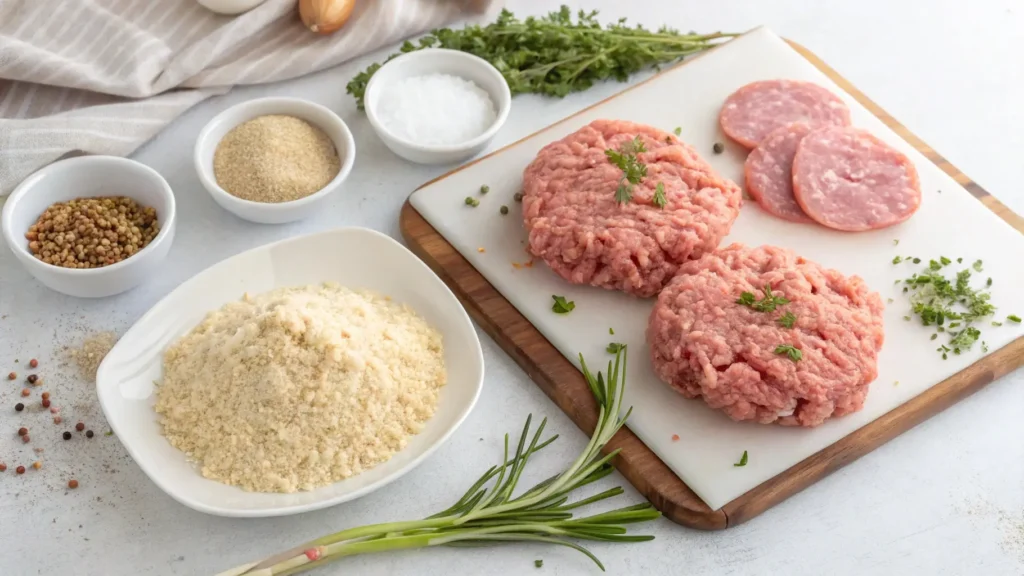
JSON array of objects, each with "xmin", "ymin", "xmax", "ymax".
[
  {"xmin": 652, "ymin": 182, "xmax": 667, "ymax": 208},
  {"xmin": 606, "ymin": 342, "xmax": 626, "ymax": 354},
  {"xmin": 737, "ymin": 285, "xmax": 790, "ymax": 313},
  {"xmin": 551, "ymin": 295, "xmax": 575, "ymax": 314},
  {"xmin": 1009, "ymin": 315, "xmax": 1022, "ymax": 323},
  {"xmin": 777, "ymin": 312, "xmax": 797, "ymax": 328},
  {"xmin": 733, "ymin": 450, "xmax": 748, "ymax": 467},
  {"xmin": 673, "ymin": 127, "xmax": 682, "ymax": 135},
  {"xmin": 606, "ymin": 136, "xmax": 648, "ymax": 204},
  {"xmin": 774, "ymin": 344, "xmax": 802, "ymax": 361}
]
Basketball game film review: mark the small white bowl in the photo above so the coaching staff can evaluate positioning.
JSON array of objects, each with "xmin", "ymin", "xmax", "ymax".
[
  {"xmin": 364, "ymin": 48, "xmax": 512, "ymax": 165},
  {"xmin": 97, "ymin": 227, "xmax": 484, "ymax": 517},
  {"xmin": 1, "ymin": 156, "xmax": 176, "ymax": 298},
  {"xmin": 194, "ymin": 97, "xmax": 356, "ymax": 225}
]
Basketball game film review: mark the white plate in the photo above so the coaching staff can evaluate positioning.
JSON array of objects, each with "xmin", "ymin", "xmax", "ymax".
[
  {"xmin": 96, "ymin": 227, "xmax": 484, "ymax": 517},
  {"xmin": 410, "ymin": 27, "xmax": 1024, "ymax": 510}
]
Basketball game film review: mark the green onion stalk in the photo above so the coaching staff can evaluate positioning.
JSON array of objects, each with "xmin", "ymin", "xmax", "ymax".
[{"xmin": 218, "ymin": 347, "xmax": 659, "ymax": 575}]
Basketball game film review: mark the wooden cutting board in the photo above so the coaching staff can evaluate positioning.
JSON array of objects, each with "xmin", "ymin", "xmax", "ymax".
[{"xmin": 399, "ymin": 38, "xmax": 1024, "ymax": 529}]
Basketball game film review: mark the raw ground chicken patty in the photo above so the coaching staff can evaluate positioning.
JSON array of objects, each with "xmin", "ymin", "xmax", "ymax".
[
  {"xmin": 522, "ymin": 119, "xmax": 742, "ymax": 297},
  {"xmin": 647, "ymin": 244, "xmax": 885, "ymax": 427}
]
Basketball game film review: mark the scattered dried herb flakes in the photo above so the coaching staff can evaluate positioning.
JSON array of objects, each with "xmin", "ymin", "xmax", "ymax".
[
  {"xmin": 551, "ymin": 295, "xmax": 575, "ymax": 314},
  {"xmin": 733, "ymin": 450, "xmax": 748, "ymax": 467}
]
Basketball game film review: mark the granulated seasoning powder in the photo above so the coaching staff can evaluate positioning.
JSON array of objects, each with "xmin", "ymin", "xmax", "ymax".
[{"xmin": 213, "ymin": 115, "xmax": 341, "ymax": 203}]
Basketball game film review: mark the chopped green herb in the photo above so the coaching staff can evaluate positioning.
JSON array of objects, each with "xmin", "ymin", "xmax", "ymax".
[
  {"xmin": 903, "ymin": 316, "xmax": 911, "ymax": 321},
  {"xmin": 733, "ymin": 450, "xmax": 748, "ymax": 467},
  {"xmin": 480, "ymin": 184, "xmax": 490, "ymax": 194},
  {"xmin": 609, "ymin": 327, "xmax": 614, "ymax": 335},
  {"xmin": 606, "ymin": 136, "xmax": 648, "ymax": 204},
  {"xmin": 893, "ymin": 239, "xmax": 900, "ymax": 246},
  {"xmin": 942, "ymin": 352, "xmax": 948, "ymax": 360},
  {"xmin": 652, "ymin": 182, "xmax": 667, "ymax": 208},
  {"xmin": 464, "ymin": 196, "xmax": 479, "ymax": 207},
  {"xmin": 912, "ymin": 258, "xmax": 921, "ymax": 264},
  {"xmin": 774, "ymin": 344, "xmax": 802, "ymax": 362},
  {"xmin": 673, "ymin": 127, "xmax": 682, "ymax": 136},
  {"xmin": 894, "ymin": 380, "xmax": 900, "ymax": 387},
  {"xmin": 949, "ymin": 327, "xmax": 981, "ymax": 349},
  {"xmin": 972, "ymin": 259, "xmax": 983, "ymax": 272},
  {"xmin": 1009, "ymin": 315, "xmax": 1022, "ymax": 323},
  {"xmin": 551, "ymin": 295, "xmax": 575, "ymax": 314},
  {"xmin": 981, "ymin": 342, "xmax": 989, "ymax": 353},
  {"xmin": 957, "ymin": 257, "xmax": 963, "ymax": 263},
  {"xmin": 712, "ymin": 142, "xmax": 725, "ymax": 154},
  {"xmin": 606, "ymin": 342, "xmax": 626, "ymax": 354},
  {"xmin": 987, "ymin": 277, "xmax": 992, "ymax": 287},
  {"xmin": 777, "ymin": 311, "xmax": 797, "ymax": 328},
  {"xmin": 737, "ymin": 285, "xmax": 789, "ymax": 313},
  {"xmin": 500, "ymin": 205, "xmax": 509, "ymax": 215},
  {"xmin": 105, "ymin": 430, "xmax": 114, "ymax": 436},
  {"xmin": 903, "ymin": 287, "xmax": 909, "ymax": 293},
  {"xmin": 535, "ymin": 560, "xmax": 543, "ymax": 568},
  {"xmin": 992, "ymin": 321, "xmax": 1003, "ymax": 327},
  {"xmin": 930, "ymin": 333, "xmax": 938, "ymax": 340},
  {"xmin": 948, "ymin": 322, "xmax": 961, "ymax": 328},
  {"xmin": 940, "ymin": 256, "xmax": 951, "ymax": 266},
  {"xmin": 894, "ymin": 279, "xmax": 902, "ymax": 285},
  {"xmin": 928, "ymin": 259, "xmax": 942, "ymax": 271},
  {"xmin": 892, "ymin": 256, "xmax": 903, "ymax": 264}
]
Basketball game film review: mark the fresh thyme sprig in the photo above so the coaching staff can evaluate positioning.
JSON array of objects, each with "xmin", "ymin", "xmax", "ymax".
[
  {"xmin": 605, "ymin": 136, "xmax": 647, "ymax": 204},
  {"xmin": 219, "ymin": 347, "xmax": 658, "ymax": 576},
  {"xmin": 346, "ymin": 7, "xmax": 736, "ymax": 109}
]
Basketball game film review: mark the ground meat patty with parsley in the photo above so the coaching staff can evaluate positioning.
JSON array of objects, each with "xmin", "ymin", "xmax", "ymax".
[
  {"xmin": 522, "ymin": 120, "xmax": 742, "ymax": 297},
  {"xmin": 647, "ymin": 244, "xmax": 885, "ymax": 427}
]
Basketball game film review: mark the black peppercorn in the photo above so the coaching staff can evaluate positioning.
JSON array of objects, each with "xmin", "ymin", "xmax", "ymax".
[
  {"xmin": 63, "ymin": 431, "xmax": 72, "ymax": 440},
  {"xmin": 14, "ymin": 403, "xmax": 24, "ymax": 412},
  {"xmin": 712, "ymin": 142, "xmax": 725, "ymax": 154},
  {"xmin": 513, "ymin": 192, "xmax": 523, "ymax": 202},
  {"xmin": 500, "ymin": 205, "xmax": 509, "ymax": 215},
  {"xmin": 26, "ymin": 374, "xmax": 38, "ymax": 384},
  {"xmin": 86, "ymin": 430, "xmax": 94, "ymax": 439}
]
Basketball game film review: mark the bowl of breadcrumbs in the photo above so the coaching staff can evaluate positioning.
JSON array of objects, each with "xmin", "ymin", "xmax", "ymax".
[{"xmin": 193, "ymin": 97, "xmax": 356, "ymax": 225}]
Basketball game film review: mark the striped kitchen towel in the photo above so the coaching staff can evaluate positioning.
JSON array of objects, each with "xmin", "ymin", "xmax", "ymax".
[{"xmin": 0, "ymin": 0, "xmax": 495, "ymax": 195}]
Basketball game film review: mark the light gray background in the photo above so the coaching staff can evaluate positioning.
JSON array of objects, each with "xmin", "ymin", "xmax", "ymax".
[{"xmin": 1, "ymin": 1, "xmax": 1022, "ymax": 575}]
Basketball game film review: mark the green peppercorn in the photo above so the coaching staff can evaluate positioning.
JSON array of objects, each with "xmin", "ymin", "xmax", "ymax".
[
  {"xmin": 464, "ymin": 197, "xmax": 479, "ymax": 207},
  {"xmin": 480, "ymin": 185, "xmax": 490, "ymax": 194},
  {"xmin": 500, "ymin": 205, "xmax": 509, "ymax": 215}
]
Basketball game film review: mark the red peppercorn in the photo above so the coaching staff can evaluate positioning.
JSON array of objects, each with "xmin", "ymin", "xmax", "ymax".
[
  {"xmin": 21, "ymin": 434, "xmax": 30, "ymax": 444},
  {"xmin": 75, "ymin": 422, "xmax": 85, "ymax": 432},
  {"xmin": 41, "ymin": 398, "xmax": 51, "ymax": 408},
  {"xmin": 29, "ymin": 359, "xmax": 39, "ymax": 368},
  {"xmin": 0, "ymin": 463, "xmax": 6, "ymax": 472},
  {"xmin": 17, "ymin": 427, "xmax": 28, "ymax": 436},
  {"xmin": 21, "ymin": 388, "xmax": 30, "ymax": 397},
  {"xmin": 16, "ymin": 466, "xmax": 25, "ymax": 474},
  {"xmin": 53, "ymin": 416, "xmax": 62, "ymax": 425},
  {"xmin": 68, "ymin": 479, "xmax": 79, "ymax": 489},
  {"xmin": 6, "ymin": 372, "xmax": 15, "ymax": 380},
  {"xmin": 26, "ymin": 374, "xmax": 38, "ymax": 384},
  {"xmin": 41, "ymin": 392, "xmax": 50, "ymax": 400}
]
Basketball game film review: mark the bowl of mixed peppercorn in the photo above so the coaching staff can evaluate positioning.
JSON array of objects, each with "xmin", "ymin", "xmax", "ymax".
[{"xmin": 1, "ymin": 155, "xmax": 176, "ymax": 298}]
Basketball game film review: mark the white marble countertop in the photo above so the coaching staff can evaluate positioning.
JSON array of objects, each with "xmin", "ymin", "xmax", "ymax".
[{"xmin": 1, "ymin": 1, "xmax": 1022, "ymax": 575}]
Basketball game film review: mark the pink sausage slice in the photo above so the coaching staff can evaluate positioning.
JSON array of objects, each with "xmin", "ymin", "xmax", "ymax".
[
  {"xmin": 720, "ymin": 80, "xmax": 851, "ymax": 149},
  {"xmin": 792, "ymin": 127, "xmax": 921, "ymax": 232},
  {"xmin": 744, "ymin": 123, "xmax": 815, "ymax": 223}
]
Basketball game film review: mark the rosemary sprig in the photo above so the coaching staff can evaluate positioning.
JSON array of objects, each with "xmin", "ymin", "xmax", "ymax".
[
  {"xmin": 346, "ymin": 7, "xmax": 736, "ymax": 109},
  {"xmin": 219, "ymin": 347, "xmax": 657, "ymax": 576}
]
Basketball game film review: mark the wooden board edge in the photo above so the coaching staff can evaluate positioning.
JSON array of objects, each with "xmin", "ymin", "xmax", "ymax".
[{"xmin": 400, "ymin": 202, "xmax": 728, "ymax": 530}]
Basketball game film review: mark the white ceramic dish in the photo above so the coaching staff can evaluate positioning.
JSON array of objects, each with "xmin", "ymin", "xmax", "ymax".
[
  {"xmin": 410, "ymin": 27, "xmax": 1024, "ymax": 510},
  {"xmin": 96, "ymin": 227, "xmax": 484, "ymax": 517},
  {"xmin": 194, "ymin": 97, "xmax": 356, "ymax": 225},
  {"xmin": 0, "ymin": 155, "xmax": 177, "ymax": 298},
  {"xmin": 195, "ymin": 0, "xmax": 267, "ymax": 15},
  {"xmin": 364, "ymin": 48, "xmax": 512, "ymax": 165}
]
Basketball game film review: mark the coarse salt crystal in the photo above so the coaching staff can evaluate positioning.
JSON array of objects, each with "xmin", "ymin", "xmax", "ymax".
[{"xmin": 377, "ymin": 74, "xmax": 497, "ymax": 146}]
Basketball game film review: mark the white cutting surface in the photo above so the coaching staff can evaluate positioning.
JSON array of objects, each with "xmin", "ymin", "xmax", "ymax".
[{"xmin": 410, "ymin": 27, "xmax": 1024, "ymax": 510}]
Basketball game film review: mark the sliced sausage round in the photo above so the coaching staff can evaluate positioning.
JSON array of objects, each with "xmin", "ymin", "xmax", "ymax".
[
  {"xmin": 744, "ymin": 123, "xmax": 815, "ymax": 223},
  {"xmin": 719, "ymin": 80, "xmax": 851, "ymax": 149},
  {"xmin": 792, "ymin": 127, "xmax": 921, "ymax": 231}
]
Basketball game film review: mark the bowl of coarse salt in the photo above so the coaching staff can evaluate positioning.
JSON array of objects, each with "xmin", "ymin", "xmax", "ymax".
[{"xmin": 363, "ymin": 48, "xmax": 512, "ymax": 165}]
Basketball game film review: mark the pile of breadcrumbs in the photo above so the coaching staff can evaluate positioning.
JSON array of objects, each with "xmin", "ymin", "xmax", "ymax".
[{"xmin": 154, "ymin": 283, "xmax": 446, "ymax": 493}]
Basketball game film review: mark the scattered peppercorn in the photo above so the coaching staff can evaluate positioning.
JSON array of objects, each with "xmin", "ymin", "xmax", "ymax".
[
  {"xmin": 0, "ymin": 463, "xmax": 6, "ymax": 472},
  {"xmin": 15, "ymin": 403, "xmax": 24, "ymax": 412},
  {"xmin": 75, "ymin": 422, "xmax": 85, "ymax": 432},
  {"xmin": 50, "ymin": 406, "xmax": 59, "ymax": 414},
  {"xmin": 31, "ymin": 461, "xmax": 41, "ymax": 470},
  {"xmin": 26, "ymin": 374, "xmax": 38, "ymax": 384},
  {"xmin": 86, "ymin": 430, "xmax": 94, "ymax": 439},
  {"xmin": 21, "ymin": 434, "xmax": 30, "ymax": 444},
  {"xmin": 41, "ymin": 392, "xmax": 50, "ymax": 400},
  {"xmin": 480, "ymin": 185, "xmax": 490, "ymax": 194},
  {"xmin": 513, "ymin": 192, "xmax": 523, "ymax": 202},
  {"xmin": 464, "ymin": 196, "xmax": 479, "ymax": 207},
  {"xmin": 713, "ymin": 142, "xmax": 725, "ymax": 154},
  {"xmin": 17, "ymin": 427, "xmax": 28, "ymax": 436},
  {"xmin": 7, "ymin": 372, "xmax": 15, "ymax": 380},
  {"xmin": 63, "ymin": 432, "xmax": 72, "ymax": 440},
  {"xmin": 53, "ymin": 416, "xmax": 62, "ymax": 425},
  {"xmin": 41, "ymin": 398, "xmax": 51, "ymax": 408},
  {"xmin": 16, "ymin": 466, "xmax": 26, "ymax": 475},
  {"xmin": 21, "ymin": 388, "xmax": 30, "ymax": 397},
  {"xmin": 29, "ymin": 359, "xmax": 39, "ymax": 368},
  {"xmin": 500, "ymin": 205, "xmax": 509, "ymax": 215},
  {"xmin": 68, "ymin": 479, "xmax": 79, "ymax": 489}
]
